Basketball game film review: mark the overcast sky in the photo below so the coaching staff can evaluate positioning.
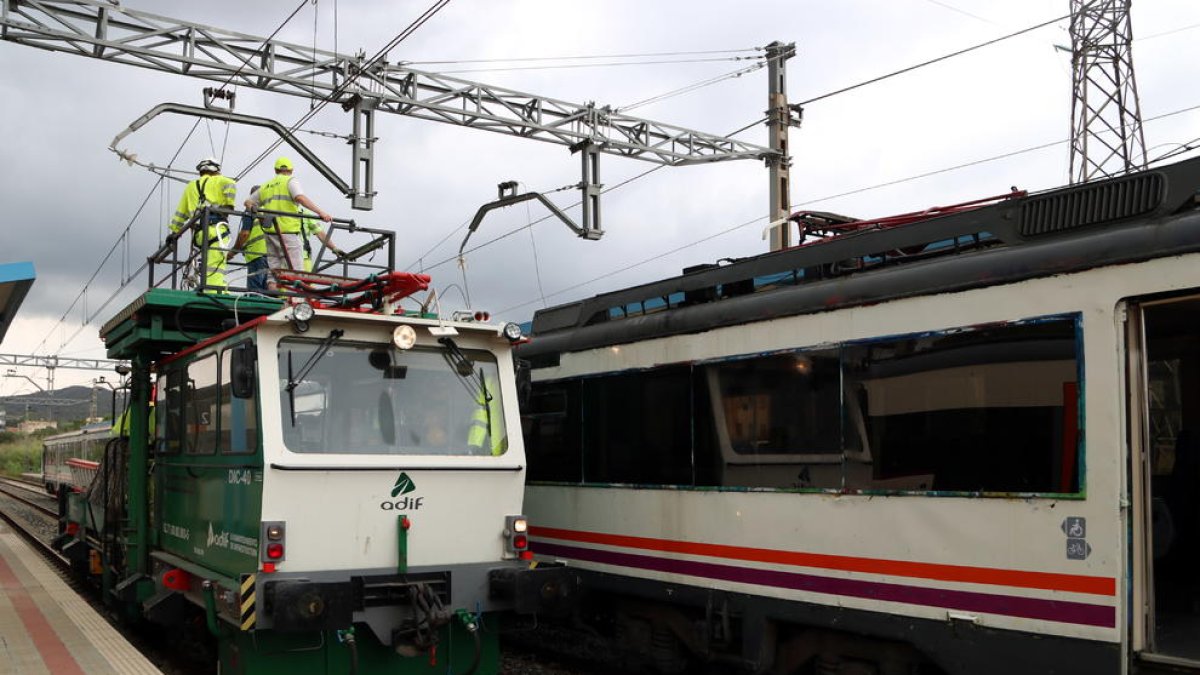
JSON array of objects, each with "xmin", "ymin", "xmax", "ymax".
[{"xmin": 1, "ymin": 0, "xmax": 1197, "ymax": 396}]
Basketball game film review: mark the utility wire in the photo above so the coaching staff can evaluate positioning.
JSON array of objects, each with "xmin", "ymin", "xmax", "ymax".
[
  {"xmin": 923, "ymin": 0, "xmax": 995, "ymax": 24},
  {"xmin": 618, "ymin": 60, "xmax": 765, "ymax": 113},
  {"xmin": 32, "ymin": 119, "xmax": 203, "ymax": 357},
  {"xmin": 728, "ymin": 116, "xmax": 768, "ymax": 137},
  {"xmin": 413, "ymin": 164, "xmax": 668, "ymax": 273},
  {"xmin": 34, "ymin": 0, "xmax": 326, "ymax": 361},
  {"xmin": 617, "ymin": 48, "xmax": 797, "ymax": 113},
  {"xmin": 798, "ymin": 12, "xmax": 1069, "ymax": 106},
  {"xmin": 235, "ymin": 0, "xmax": 452, "ymax": 181},
  {"xmin": 497, "ymin": 100, "xmax": 1200, "ymax": 316},
  {"xmin": 214, "ymin": 0, "xmax": 311, "ymax": 94},
  {"xmin": 407, "ymin": 47, "xmax": 759, "ymax": 66},
  {"xmin": 437, "ymin": 56, "xmax": 755, "ymax": 75},
  {"xmin": 1141, "ymin": 20, "xmax": 1200, "ymax": 42},
  {"xmin": 412, "ymin": 105, "xmax": 782, "ymax": 272}
]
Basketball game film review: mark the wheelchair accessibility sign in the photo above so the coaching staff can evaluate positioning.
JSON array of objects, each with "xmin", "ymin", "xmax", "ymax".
[{"xmin": 1061, "ymin": 517, "xmax": 1090, "ymax": 560}]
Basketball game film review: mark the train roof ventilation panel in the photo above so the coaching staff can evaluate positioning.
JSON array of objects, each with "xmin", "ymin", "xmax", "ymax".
[{"xmin": 1019, "ymin": 171, "xmax": 1164, "ymax": 237}]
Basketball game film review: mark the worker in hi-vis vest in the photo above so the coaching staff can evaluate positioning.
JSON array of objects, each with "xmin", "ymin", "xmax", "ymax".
[
  {"xmin": 233, "ymin": 184, "xmax": 269, "ymax": 292},
  {"xmin": 113, "ymin": 403, "xmax": 156, "ymax": 440},
  {"xmin": 167, "ymin": 157, "xmax": 236, "ymax": 291},
  {"xmin": 466, "ymin": 375, "xmax": 505, "ymax": 456},
  {"xmin": 243, "ymin": 157, "xmax": 333, "ymax": 291}
]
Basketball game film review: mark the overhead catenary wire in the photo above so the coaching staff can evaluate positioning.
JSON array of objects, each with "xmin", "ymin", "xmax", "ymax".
[
  {"xmin": 797, "ymin": 12, "xmax": 1070, "ymax": 106},
  {"xmin": 493, "ymin": 100, "xmax": 1200, "ymax": 316},
  {"xmin": 617, "ymin": 60, "xmax": 767, "ymax": 113},
  {"xmin": 235, "ymin": 0, "xmax": 452, "ymax": 181},
  {"xmin": 406, "ymin": 47, "xmax": 759, "ymax": 66},
  {"xmin": 436, "ymin": 55, "xmax": 757, "ymax": 76},
  {"xmin": 213, "ymin": 0, "xmax": 312, "ymax": 96},
  {"xmin": 423, "ymin": 15, "xmax": 1066, "ymax": 272},
  {"xmin": 923, "ymin": 0, "xmax": 995, "ymax": 24},
  {"xmin": 31, "ymin": 119, "xmax": 204, "ymax": 357},
  {"xmin": 493, "ymin": 137, "xmax": 1064, "ymax": 314}
]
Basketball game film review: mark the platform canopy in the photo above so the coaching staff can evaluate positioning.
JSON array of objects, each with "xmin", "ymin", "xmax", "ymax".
[{"xmin": 0, "ymin": 261, "xmax": 35, "ymax": 345}]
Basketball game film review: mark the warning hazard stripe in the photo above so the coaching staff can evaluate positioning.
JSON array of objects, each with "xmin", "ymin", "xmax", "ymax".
[{"xmin": 239, "ymin": 574, "xmax": 256, "ymax": 631}]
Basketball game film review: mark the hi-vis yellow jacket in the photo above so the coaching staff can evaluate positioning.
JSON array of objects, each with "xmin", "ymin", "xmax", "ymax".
[
  {"xmin": 169, "ymin": 175, "xmax": 236, "ymax": 233},
  {"xmin": 257, "ymin": 175, "xmax": 303, "ymax": 234}
]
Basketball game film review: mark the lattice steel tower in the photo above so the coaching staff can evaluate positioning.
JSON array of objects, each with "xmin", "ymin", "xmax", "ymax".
[{"xmin": 1068, "ymin": 0, "xmax": 1147, "ymax": 183}]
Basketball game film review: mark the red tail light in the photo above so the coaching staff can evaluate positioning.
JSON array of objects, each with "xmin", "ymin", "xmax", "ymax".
[
  {"xmin": 266, "ymin": 543, "xmax": 284, "ymax": 560},
  {"xmin": 513, "ymin": 534, "xmax": 528, "ymax": 550},
  {"xmin": 65, "ymin": 522, "xmax": 80, "ymax": 536},
  {"xmin": 474, "ymin": 311, "xmax": 490, "ymax": 322}
]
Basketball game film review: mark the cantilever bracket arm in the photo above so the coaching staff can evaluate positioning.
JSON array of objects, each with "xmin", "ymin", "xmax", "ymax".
[
  {"xmin": 108, "ymin": 102, "xmax": 353, "ymax": 197},
  {"xmin": 458, "ymin": 181, "xmax": 603, "ymax": 258}
]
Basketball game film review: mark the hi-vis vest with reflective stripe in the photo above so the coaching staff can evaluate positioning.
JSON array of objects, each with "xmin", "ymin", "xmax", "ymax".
[
  {"xmin": 169, "ymin": 175, "xmax": 236, "ymax": 233},
  {"xmin": 243, "ymin": 220, "xmax": 267, "ymax": 260},
  {"xmin": 257, "ymin": 175, "xmax": 302, "ymax": 234},
  {"xmin": 467, "ymin": 377, "xmax": 505, "ymax": 456}
]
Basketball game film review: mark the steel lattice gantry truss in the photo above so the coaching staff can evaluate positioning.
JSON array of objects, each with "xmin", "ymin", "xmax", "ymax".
[
  {"xmin": 0, "ymin": 353, "xmax": 127, "ymax": 372},
  {"xmin": 0, "ymin": 0, "xmax": 773, "ymax": 168}
]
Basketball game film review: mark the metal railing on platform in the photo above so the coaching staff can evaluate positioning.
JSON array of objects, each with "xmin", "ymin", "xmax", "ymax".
[{"xmin": 147, "ymin": 205, "xmax": 397, "ymax": 296}]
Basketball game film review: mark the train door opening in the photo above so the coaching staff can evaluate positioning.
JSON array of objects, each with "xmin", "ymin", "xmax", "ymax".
[{"xmin": 1132, "ymin": 296, "xmax": 1200, "ymax": 662}]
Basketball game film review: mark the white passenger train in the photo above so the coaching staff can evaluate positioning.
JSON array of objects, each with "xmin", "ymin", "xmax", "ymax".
[
  {"xmin": 42, "ymin": 422, "xmax": 111, "ymax": 495},
  {"xmin": 518, "ymin": 157, "xmax": 1200, "ymax": 674}
]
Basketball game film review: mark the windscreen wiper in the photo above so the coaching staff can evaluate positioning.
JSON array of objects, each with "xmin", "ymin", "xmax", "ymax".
[
  {"xmin": 478, "ymin": 366, "xmax": 493, "ymax": 445},
  {"xmin": 286, "ymin": 329, "xmax": 344, "ymax": 426},
  {"xmin": 438, "ymin": 336, "xmax": 492, "ymax": 403}
]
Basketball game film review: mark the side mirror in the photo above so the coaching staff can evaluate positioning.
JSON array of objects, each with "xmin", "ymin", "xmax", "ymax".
[{"xmin": 230, "ymin": 343, "xmax": 257, "ymax": 399}]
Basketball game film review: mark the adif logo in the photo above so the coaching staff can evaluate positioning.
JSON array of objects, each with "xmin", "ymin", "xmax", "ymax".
[
  {"xmin": 207, "ymin": 523, "xmax": 229, "ymax": 548},
  {"xmin": 391, "ymin": 472, "xmax": 417, "ymax": 498},
  {"xmin": 382, "ymin": 472, "xmax": 423, "ymax": 511}
]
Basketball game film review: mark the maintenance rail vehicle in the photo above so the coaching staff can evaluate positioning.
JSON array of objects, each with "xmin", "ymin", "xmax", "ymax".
[
  {"xmin": 52, "ymin": 205, "xmax": 573, "ymax": 675},
  {"xmin": 518, "ymin": 156, "xmax": 1200, "ymax": 675}
]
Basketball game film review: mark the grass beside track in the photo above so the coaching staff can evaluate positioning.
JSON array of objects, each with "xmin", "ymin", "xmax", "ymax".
[{"xmin": 0, "ymin": 431, "xmax": 42, "ymax": 476}]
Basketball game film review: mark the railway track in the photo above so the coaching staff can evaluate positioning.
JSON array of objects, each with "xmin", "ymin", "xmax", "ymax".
[
  {"xmin": 0, "ymin": 478, "xmax": 68, "ymax": 572},
  {"xmin": 0, "ymin": 476, "xmax": 59, "ymax": 520}
]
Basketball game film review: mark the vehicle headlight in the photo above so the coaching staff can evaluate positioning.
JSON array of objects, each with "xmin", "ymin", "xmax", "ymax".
[
  {"xmin": 392, "ymin": 325, "xmax": 417, "ymax": 350},
  {"xmin": 502, "ymin": 322, "xmax": 523, "ymax": 343},
  {"xmin": 292, "ymin": 301, "xmax": 315, "ymax": 322}
]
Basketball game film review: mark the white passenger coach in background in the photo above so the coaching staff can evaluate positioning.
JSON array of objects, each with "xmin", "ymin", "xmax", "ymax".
[{"xmin": 518, "ymin": 157, "xmax": 1200, "ymax": 675}]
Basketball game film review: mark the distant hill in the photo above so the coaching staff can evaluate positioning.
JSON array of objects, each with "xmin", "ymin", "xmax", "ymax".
[{"xmin": 1, "ymin": 385, "xmax": 127, "ymax": 426}]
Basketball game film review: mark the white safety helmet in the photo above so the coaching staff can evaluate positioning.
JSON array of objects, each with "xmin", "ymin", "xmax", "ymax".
[{"xmin": 196, "ymin": 157, "xmax": 221, "ymax": 173}]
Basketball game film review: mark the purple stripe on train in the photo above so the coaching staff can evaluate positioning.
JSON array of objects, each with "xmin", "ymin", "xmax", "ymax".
[{"xmin": 535, "ymin": 541, "xmax": 1115, "ymax": 628}]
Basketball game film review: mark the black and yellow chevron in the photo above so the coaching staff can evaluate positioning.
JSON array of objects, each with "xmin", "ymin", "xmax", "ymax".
[{"xmin": 240, "ymin": 573, "xmax": 257, "ymax": 631}]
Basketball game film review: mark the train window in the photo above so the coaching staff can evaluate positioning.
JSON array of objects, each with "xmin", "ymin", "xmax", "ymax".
[
  {"xmin": 278, "ymin": 338, "xmax": 508, "ymax": 456},
  {"xmin": 523, "ymin": 384, "xmax": 583, "ymax": 482},
  {"xmin": 843, "ymin": 316, "xmax": 1081, "ymax": 494},
  {"xmin": 525, "ymin": 315, "xmax": 1081, "ymax": 496},
  {"xmin": 580, "ymin": 366, "xmax": 693, "ymax": 485},
  {"xmin": 706, "ymin": 348, "xmax": 844, "ymax": 489},
  {"xmin": 185, "ymin": 354, "xmax": 219, "ymax": 454},
  {"xmin": 220, "ymin": 343, "xmax": 258, "ymax": 454},
  {"xmin": 159, "ymin": 367, "xmax": 185, "ymax": 454}
]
